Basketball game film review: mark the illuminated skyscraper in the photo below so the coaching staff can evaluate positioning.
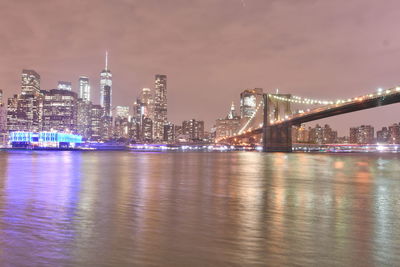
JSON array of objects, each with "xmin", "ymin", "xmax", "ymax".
[
  {"xmin": 0, "ymin": 89, "xmax": 6, "ymax": 133},
  {"xmin": 57, "ymin": 81, "xmax": 72, "ymax": 91},
  {"xmin": 79, "ymin": 76, "xmax": 90, "ymax": 101},
  {"xmin": 42, "ymin": 89, "xmax": 78, "ymax": 133},
  {"xmin": 7, "ymin": 70, "xmax": 43, "ymax": 132},
  {"xmin": 21, "ymin": 69, "xmax": 40, "ymax": 95},
  {"xmin": 115, "ymin": 106, "xmax": 130, "ymax": 118},
  {"xmin": 100, "ymin": 51, "xmax": 112, "ymax": 116},
  {"xmin": 240, "ymin": 88, "xmax": 263, "ymax": 118},
  {"xmin": 153, "ymin": 74, "xmax": 167, "ymax": 140}
]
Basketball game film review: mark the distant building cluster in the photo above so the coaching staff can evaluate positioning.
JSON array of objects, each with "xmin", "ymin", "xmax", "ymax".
[
  {"xmin": 376, "ymin": 123, "xmax": 400, "ymax": 144},
  {"xmin": 292, "ymin": 124, "xmax": 339, "ymax": 144},
  {"xmin": 0, "ymin": 54, "xmax": 207, "ymax": 144},
  {"xmin": 215, "ymin": 88, "xmax": 264, "ymax": 141}
]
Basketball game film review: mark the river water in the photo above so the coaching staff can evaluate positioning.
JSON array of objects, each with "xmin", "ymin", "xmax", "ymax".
[{"xmin": 0, "ymin": 151, "xmax": 399, "ymax": 266}]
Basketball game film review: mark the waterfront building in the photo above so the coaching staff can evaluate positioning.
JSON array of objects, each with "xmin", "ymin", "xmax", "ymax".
[
  {"xmin": 79, "ymin": 76, "xmax": 90, "ymax": 101},
  {"xmin": 76, "ymin": 99, "xmax": 92, "ymax": 140},
  {"xmin": 215, "ymin": 102, "xmax": 241, "ymax": 140},
  {"xmin": 307, "ymin": 124, "xmax": 338, "ymax": 144},
  {"xmin": 7, "ymin": 93, "xmax": 44, "ymax": 132},
  {"xmin": 9, "ymin": 131, "xmax": 82, "ymax": 148},
  {"xmin": 182, "ymin": 119, "xmax": 205, "ymax": 141},
  {"xmin": 292, "ymin": 124, "xmax": 309, "ymax": 143},
  {"xmin": 42, "ymin": 89, "xmax": 78, "ymax": 133},
  {"xmin": 89, "ymin": 104, "xmax": 104, "ymax": 141},
  {"xmin": 114, "ymin": 106, "xmax": 131, "ymax": 140},
  {"xmin": 377, "ymin": 127, "xmax": 390, "ymax": 143},
  {"xmin": 142, "ymin": 117, "xmax": 153, "ymax": 142},
  {"xmin": 153, "ymin": 74, "xmax": 167, "ymax": 141},
  {"xmin": 350, "ymin": 125, "xmax": 374, "ymax": 144},
  {"xmin": 57, "ymin": 81, "xmax": 72, "ymax": 91},
  {"xmin": 163, "ymin": 122, "xmax": 175, "ymax": 142},
  {"xmin": 309, "ymin": 124, "xmax": 324, "ymax": 144},
  {"xmin": 114, "ymin": 116, "xmax": 130, "ymax": 140},
  {"xmin": 7, "ymin": 70, "xmax": 44, "ymax": 132},
  {"xmin": 388, "ymin": 123, "xmax": 400, "ymax": 144},
  {"xmin": 100, "ymin": 52, "xmax": 112, "ymax": 116},
  {"xmin": 0, "ymin": 89, "xmax": 6, "ymax": 133}
]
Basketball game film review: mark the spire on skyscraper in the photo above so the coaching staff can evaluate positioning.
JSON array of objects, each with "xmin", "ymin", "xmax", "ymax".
[{"xmin": 105, "ymin": 51, "xmax": 109, "ymax": 71}]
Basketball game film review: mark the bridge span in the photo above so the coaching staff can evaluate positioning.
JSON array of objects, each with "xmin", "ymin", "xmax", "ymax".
[{"xmin": 219, "ymin": 87, "xmax": 400, "ymax": 152}]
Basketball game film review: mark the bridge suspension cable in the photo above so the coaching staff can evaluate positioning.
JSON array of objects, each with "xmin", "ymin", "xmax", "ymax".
[
  {"xmin": 238, "ymin": 99, "xmax": 264, "ymax": 134},
  {"xmin": 269, "ymin": 94, "xmax": 335, "ymax": 105}
]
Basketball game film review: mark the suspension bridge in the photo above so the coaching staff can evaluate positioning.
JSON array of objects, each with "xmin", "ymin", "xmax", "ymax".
[{"xmin": 218, "ymin": 87, "xmax": 400, "ymax": 152}]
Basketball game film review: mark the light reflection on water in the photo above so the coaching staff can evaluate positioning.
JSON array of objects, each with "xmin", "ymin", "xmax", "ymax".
[{"xmin": 0, "ymin": 151, "xmax": 399, "ymax": 266}]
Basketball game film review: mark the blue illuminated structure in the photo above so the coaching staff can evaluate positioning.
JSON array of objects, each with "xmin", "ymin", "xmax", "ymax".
[{"xmin": 9, "ymin": 131, "xmax": 82, "ymax": 149}]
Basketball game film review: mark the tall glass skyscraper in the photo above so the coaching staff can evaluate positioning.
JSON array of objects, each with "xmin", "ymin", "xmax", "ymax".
[
  {"xmin": 153, "ymin": 74, "xmax": 167, "ymax": 140},
  {"xmin": 100, "ymin": 51, "xmax": 112, "ymax": 116},
  {"xmin": 79, "ymin": 76, "xmax": 90, "ymax": 101}
]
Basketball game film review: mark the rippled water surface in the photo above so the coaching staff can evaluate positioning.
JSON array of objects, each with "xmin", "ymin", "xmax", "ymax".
[{"xmin": 0, "ymin": 151, "xmax": 400, "ymax": 266}]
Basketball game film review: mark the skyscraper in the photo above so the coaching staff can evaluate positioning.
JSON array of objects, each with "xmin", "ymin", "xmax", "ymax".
[
  {"xmin": 79, "ymin": 76, "xmax": 90, "ymax": 101},
  {"xmin": 153, "ymin": 74, "xmax": 167, "ymax": 140},
  {"xmin": 0, "ymin": 89, "xmax": 6, "ymax": 133},
  {"xmin": 100, "ymin": 52, "xmax": 112, "ymax": 116},
  {"xmin": 7, "ymin": 70, "xmax": 43, "ymax": 132},
  {"xmin": 42, "ymin": 89, "xmax": 78, "ymax": 133},
  {"xmin": 57, "ymin": 81, "xmax": 72, "ymax": 91},
  {"xmin": 90, "ymin": 104, "xmax": 104, "ymax": 141},
  {"xmin": 115, "ymin": 106, "xmax": 130, "ymax": 118},
  {"xmin": 21, "ymin": 69, "xmax": 40, "ymax": 95}
]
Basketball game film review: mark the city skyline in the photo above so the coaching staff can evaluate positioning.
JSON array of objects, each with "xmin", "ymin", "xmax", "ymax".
[{"xmin": 2, "ymin": 1, "xmax": 400, "ymax": 134}]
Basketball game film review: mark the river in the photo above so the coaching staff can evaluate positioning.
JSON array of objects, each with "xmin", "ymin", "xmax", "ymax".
[{"xmin": 0, "ymin": 151, "xmax": 399, "ymax": 266}]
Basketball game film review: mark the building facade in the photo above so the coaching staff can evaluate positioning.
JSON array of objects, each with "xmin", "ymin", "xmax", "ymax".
[
  {"xmin": 57, "ymin": 81, "xmax": 72, "ymax": 91},
  {"xmin": 100, "ymin": 52, "xmax": 112, "ymax": 116},
  {"xmin": 153, "ymin": 74, "xmax": 167, "ymax": 141},
  {"xmin": 350, "ymin": 125, "xmax": 374, "ymax": 144},
  {"xmin": 79, "ymin": 76, "xmax": 90, "ymax": 102},
  {"xmin": 182, "ymin": 119, "xmax": 205, "ymax": 141},
  {"xmin": 89, "ymin": 104, "xmax": 104, "ymax": 141},
  {"xmin": 215, "ymin": 102, "xmax": 241, "ymax": 140},
  {"xmin": 42, "ymin": 89, "xmax": 78, "ymax": 133}
]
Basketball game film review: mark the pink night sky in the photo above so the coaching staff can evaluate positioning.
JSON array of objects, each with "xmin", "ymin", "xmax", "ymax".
[{"xmin": 1, "ymin": 0, "xmax": 400, "ymax": 135}]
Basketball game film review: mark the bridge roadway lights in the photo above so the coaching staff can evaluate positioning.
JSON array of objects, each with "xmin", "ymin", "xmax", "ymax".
[{"xmin": 262, "ymin": 124, "xmax": 293, "ymax": 152}]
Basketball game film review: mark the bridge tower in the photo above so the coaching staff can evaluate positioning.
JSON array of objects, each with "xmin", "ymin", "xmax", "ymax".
[{"xmin": 263, "ymin": 93, "xmax": 293, "ymax": 152}]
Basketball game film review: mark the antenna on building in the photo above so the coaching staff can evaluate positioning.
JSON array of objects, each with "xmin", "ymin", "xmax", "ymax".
[{"xmin": 105, "ymin": 51, "xmax": 109, "ymax": 70}]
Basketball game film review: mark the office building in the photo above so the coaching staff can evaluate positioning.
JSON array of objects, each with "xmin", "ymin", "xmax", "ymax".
[
  {"xmin": 100, "ymin": 52, "xmax": 112, "ymax": 116},
  {"xmin": 79, "ymin": 76, "xmax": 90, "ymax": 101},
  {"xmin": 153, "ymin": 74, "xmax": 167, "ymax": 140},
  {"xmin": 350, "ymin": 125, "xmax": 374, "ymax": 144},
  {"xmin": 115, "ymin": 106, "xmax": 130, "ymax": 118},
  {"xmin": 163, "ymin": 122, "xmax": 175, "ymax": 142},
  {"xmin": 182, "ymin": 119, "xmax": 205, "ymax": 141},
  {"xmin": 42, "ymin": 89, "xmax": 78, "ymax": 133},
  {"xmin": 76, "ymin": 99, "xmax": 92, "ymax": 140},
  {"xmin": 215, "ymin": 102, "xmax": 241, "ymax": 140},
  {"xmin": 21, "ymin": 69, "xmax": 40, "ymax": 95},
  {"xmin": 0, "ymin": 89, "xmax": 6, "ymax": 133},
  {"xmin": 142, "ymin": 117, "xmax": 153, "ymax": 142},
  {"xmin": 57, "ymin": 81, "xmax": 72, "ymax": 91},
  {"xmin": 89, "ymin": 104, "xmax": 104, "ymax": 141},
  {"xmin": 377, "ymin": 127, "xmax": 390, "ymax": 143}
]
